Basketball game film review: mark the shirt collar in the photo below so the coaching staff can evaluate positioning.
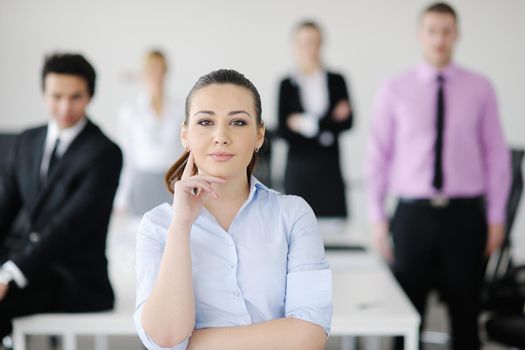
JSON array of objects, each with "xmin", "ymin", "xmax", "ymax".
[
  {"xmin": 417, "ymin": 60, "xmax": 457, "ymax": 84},
  {"xmin": 198, "ymin": 176, "xmax": 274, "ymax": 226},
  {"xmin": 46, "ymin": 117, "xmax": 88, "ymax": 153},
  {"xmin": 291, "ymin": 68, "xmax": 326, "ymax": 85},
  {"xmin": 241, "ymin": 176, "xmax": 271, "ymax": 207}
]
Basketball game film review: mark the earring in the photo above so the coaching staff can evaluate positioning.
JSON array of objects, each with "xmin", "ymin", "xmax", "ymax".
[{"xmin": 255, "ymin": 147, "xmax": 260, "ymax": 153}]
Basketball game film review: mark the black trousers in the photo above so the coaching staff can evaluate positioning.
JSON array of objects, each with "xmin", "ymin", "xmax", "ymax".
[
  {"xmin": 284, "ymin": 153, "xmax": 347, "ymax": 218},
  {"xmin": 0, "ymin": 271, "xmax": 62, "ymax": 338},
  {"xmin": 391, "ymin": 199, "xmax": 487, "ymax": 350}
]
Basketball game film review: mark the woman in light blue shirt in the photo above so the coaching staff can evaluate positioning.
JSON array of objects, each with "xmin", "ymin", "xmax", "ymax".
[{"xmin": 135, "ymin": 69, "xmax": 332, "ymax": 350}]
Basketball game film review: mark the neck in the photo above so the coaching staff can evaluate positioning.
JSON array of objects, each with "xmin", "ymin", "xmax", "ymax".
[
  {"xmin": 149, "ymin": 91, "xmax": 164, "ymax": 116},
  {"xmin": 204, "ymin": 172, "xmax": 250, "ymax": 209},
  {"xmin": 425, "ymin": 56, "xmax": 452, "ymax": 70},
  {"xmin": 299, "ymin": 61, "xmax": 321, "ymax": 75}
]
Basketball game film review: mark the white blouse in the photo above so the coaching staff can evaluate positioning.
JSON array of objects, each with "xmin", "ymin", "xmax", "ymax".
[
  {"xmin": 292, "ymin": 69, "xmax": 329, "ymax": 138},
  {"xmin": 115, "ymin": 94, "xmax": 184, "ymax": 208}
]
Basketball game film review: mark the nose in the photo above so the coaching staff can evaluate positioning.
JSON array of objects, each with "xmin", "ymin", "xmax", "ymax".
[
  {"xmin": 213, "ymin": 123, "xmax": 231, "ymax": 145},
  {"xmin": 58, "ymin": 98, "xmax": 73, "ymax": 116}
]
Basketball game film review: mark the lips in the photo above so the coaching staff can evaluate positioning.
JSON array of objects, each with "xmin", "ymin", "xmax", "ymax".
[{"xmin": 209, "ymin": 152, "xmax": 235, "ymax": 162}]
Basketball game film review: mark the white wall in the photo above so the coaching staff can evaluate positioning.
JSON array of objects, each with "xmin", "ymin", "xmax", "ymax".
[{"xmin": 1, "ymin": 0, "xmax": 524, "ymax": 260}]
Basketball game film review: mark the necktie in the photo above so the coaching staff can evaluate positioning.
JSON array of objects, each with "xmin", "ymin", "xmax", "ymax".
[
  {"xmin": 432, "ymin": 75, "xmax": 445, "ymax": 191},
  {"xmin": 47, "ymin": 137, "xmax": 61, "ymax": 177}
]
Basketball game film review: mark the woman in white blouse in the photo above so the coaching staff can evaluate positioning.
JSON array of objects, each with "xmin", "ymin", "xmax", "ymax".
[
  {"xmin": 115, "ymin": 50, "xmax": 184, "ymax": 216},
  {"xmin": 278, "ymin": 21, "xmax": 354, "ymax": 225},
  {"xmin": 135, "ymin": 69, "xmax": 332, "ymax": 349}
]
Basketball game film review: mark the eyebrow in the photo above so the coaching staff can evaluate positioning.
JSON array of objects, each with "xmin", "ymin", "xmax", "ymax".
[{"xmin": 193, "ymin": 110, "xmax": 252, "ymax": 118}]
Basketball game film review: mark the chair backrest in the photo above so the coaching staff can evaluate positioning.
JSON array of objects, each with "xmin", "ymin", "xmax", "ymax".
[
  {"xmin": 505, "ymin": 149, "xmax": 525, "ymax": 244},
  {"xmin": 488, "ymin": 148, "xmax": 525, "ymax": 281},
  {"xmin": 252, "ymin": 129, "xmax": 273, "ymax": 187},
  {"xmin": 0, "ymin": 133, "xmax": 17, "ymax": 174}
]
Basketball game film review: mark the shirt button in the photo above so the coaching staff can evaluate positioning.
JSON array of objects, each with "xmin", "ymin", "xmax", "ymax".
[
  {"xmin": 230, "ymin": 264, "xmax": 236, "ymax": 269},
  {"xmin": 227, "ymin": 241, "xmax": 233, "ymax": 247},
  {"xmin": 242, "ymin": 316, "xmax": 250, "ymax": 323},
  {"xmin": 234, "ymin": 291, "xmax": 241, "ymax": 298}
]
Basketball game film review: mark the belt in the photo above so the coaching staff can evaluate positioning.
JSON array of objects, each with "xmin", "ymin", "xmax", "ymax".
[{"xmin": 399, "ymin": 195, "xmax": 484, "ymax": 208}]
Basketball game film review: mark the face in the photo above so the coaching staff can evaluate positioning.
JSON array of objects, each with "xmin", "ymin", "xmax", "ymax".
[
  {"xmin": 419, "ymin": 12, "xmax": 458, "ymax": 68},
  {"xmin": 143, "ymin": 57, "xmax": 166, "ymax": 95},
  {"xmin": 182, "ymin": 84, "xmax": 264, "ymax": 180},
  {"xmin": 294, "ymin": 26, "xmax": 322, "ymax": 69},
  {"xmin": 44, "ymin": 73, "xmax": 91, "ymax": 129}
]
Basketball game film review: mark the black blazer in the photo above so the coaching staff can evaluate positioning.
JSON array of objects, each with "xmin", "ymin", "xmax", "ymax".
[
  {"xmin": 0, "ymin": 119, "xmax": 122, "ymax": 312},
  {"xmin": 278, "ymin": 71, "xmax": 353, "ymax": 158}
]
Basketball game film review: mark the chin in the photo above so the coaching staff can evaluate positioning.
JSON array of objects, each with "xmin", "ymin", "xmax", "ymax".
[{"xmin": 199, "ymin": 164, "xmax": 244, "ymax": 180}]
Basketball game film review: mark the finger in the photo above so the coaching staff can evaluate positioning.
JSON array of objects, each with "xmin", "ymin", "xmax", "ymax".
[
  {"xmin": 195, "ymin": 186, "xmax": 219, "ymax": 201},
  {"xmin": 180, "ymin": 178, "xmax": 214, "ymax": 195},
  {"xmin": 181, "ymin": 152, "xmax": 195, "ymax": 180},
  {"xmin": 192, "ymin": 174, "xmax": 226, "ymax": 184},
  {"xmin": 180, "ymin": 178, "xmax": 220, "ymax": 200},
  {"xmin": 190, "ymin": 185, "xmax": 219, "ymax": 200}
]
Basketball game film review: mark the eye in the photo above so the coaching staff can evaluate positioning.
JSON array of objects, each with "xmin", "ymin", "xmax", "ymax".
[
  {"xmin": 197, "ymin": 119, "xmax": 213, "ymax": 126},
  {"xmin": 231, "ymin": 119, "xmax": 247, "ymax": 126}
]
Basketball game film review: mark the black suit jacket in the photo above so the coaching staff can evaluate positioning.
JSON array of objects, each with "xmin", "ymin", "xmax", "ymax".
[
  {"xmin": 278, "ymin": 71, "xmax": 353, "ymax": 157},
  {"xmin": 0, "ymin": 119, "xmax": 122, "ymax": 312}
]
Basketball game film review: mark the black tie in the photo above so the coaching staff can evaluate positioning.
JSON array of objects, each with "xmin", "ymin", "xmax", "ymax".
[
  {"xmin": 432, "ymin": 75, "xmax": 445, "ymax": 191},
  {"xmin": 47, "ymin": 138, "xmax": 61, "ymax": 177}
]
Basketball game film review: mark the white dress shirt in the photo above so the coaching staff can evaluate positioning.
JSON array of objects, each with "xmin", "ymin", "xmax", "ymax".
[
  {"xmin": 114, "ymin": 94, "xmax": 184, "ymax": 209},
  {"xmin": 135, "ymin": 177, "xmax": 332, "ymax": 350},
  {"xmin": 292, "ymin": 69, "xmax": 329, "ymax": 138},
  {"xmin": 40, "ymin": 117, "xmax": 87, "ymax": 180}
]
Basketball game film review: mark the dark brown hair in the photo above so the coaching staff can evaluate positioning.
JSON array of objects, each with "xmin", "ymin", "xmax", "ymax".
[
  {"xmin": 421, "ymin": 2, "xmax": 458, "ymax": 23},
  {"xmin": 295, "ymin": 20, "xmax": 322, "ymax": 35},
  {"xmin": 164, "ymin": 69, "xmax": 264, "ymax": 193},
  {"xmin": 42, "ymin": 53, "xmax": 96, "ymax": 97}
]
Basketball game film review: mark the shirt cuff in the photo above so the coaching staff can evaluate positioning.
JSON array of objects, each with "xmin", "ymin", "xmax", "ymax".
[
  {"xmin": 285, "ymin": 269, "xmax": 332, "ymax": 335},
  {"xmin": 0, "ymin": 267, "xmax": 13, "ymax": 285},
  {"xmin": 134, "ymin": 303, "xmax": 189, "ymax": 350},
  {"xmin": 3, "ymin": 261, "xmax": 27, "ymax": 288},
  {"xmin": 367, "ymin": 201, "xmax": 387, "ymax": 224},
  {"xmin": 295, "ymin": 114, "xmax": 319, "ymax": 138}
]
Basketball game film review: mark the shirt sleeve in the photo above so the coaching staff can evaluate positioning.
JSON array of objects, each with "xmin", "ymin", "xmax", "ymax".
[
  {"xmin": 2, "ymin": 260, "xmax": 27, "ymax": 288},
  {"xmin": 294, "ymin": 113, "xmax": 320, "ymax": 138},
  {"xmin": 479, "ymin": 81, "xmax": 511, "ymax": 225},
  {"xmin": 284, "ymin": 197, "xmax": 332, "ymax": 335},
  {"xmin": 134, "ymin": 211, "xmax": 189, "ymax": 350},
  {"xmin": 366, "ymin": 82, "xmax": 396, "ymax": 223}
]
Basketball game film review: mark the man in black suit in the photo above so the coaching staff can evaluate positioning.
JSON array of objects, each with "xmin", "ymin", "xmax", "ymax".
[{"xmin": 0, "ymin": 53, "xmax": 122, "ymax": 341}]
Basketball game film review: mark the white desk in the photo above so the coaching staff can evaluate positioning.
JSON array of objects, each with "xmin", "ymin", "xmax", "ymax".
[
  {"xmin": 13, "ymin": 216, "xmax": 419, "ymax": 350},
  {"xmin": 329, "ymin": 250, "xmax": 420, "ymax": 350}
]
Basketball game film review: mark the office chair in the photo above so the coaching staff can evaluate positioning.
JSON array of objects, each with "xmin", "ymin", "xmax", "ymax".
[
  {"xmin": 484, "ymin": 149, "xmax": 525, "ymax": 348},
  {"xmin": 252, "ymin": 129, "xmax": 273, "ymax": 188},
  {"xmin": 0, "ymin": 133, "xmax": 16, "ymax": 174}
]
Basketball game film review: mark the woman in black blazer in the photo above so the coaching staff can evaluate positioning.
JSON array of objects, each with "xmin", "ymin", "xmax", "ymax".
[{"xmin": 278, "ymin": 21, "xmax": 353, "ymax": 218}]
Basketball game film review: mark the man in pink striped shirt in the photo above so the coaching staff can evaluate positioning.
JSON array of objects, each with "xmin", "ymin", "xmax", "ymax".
[{"xmin": 366, "ymin": 3, "xmax": 511, "ymax": 349}]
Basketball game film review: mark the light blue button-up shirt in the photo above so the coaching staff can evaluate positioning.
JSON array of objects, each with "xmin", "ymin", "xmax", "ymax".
[{"xmin": 134, "ymin": 177, "xmax": 332, "ymax": 350}]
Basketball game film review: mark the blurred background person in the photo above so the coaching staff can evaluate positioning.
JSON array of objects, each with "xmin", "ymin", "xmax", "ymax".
[
  {"xmin": 114, "ymin": 50, "xmax": 184, "ymax": 217},
  {"xmin": 278, "ymin": 20, "xmax": 354, "ymax": 233},
  {"xmin": 366, "ymin": 3, "xmax": 511, "ymax": 349},
  {"xmin": 0, "ymin": 53, "xmax": 122, "ymax": 344}
]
